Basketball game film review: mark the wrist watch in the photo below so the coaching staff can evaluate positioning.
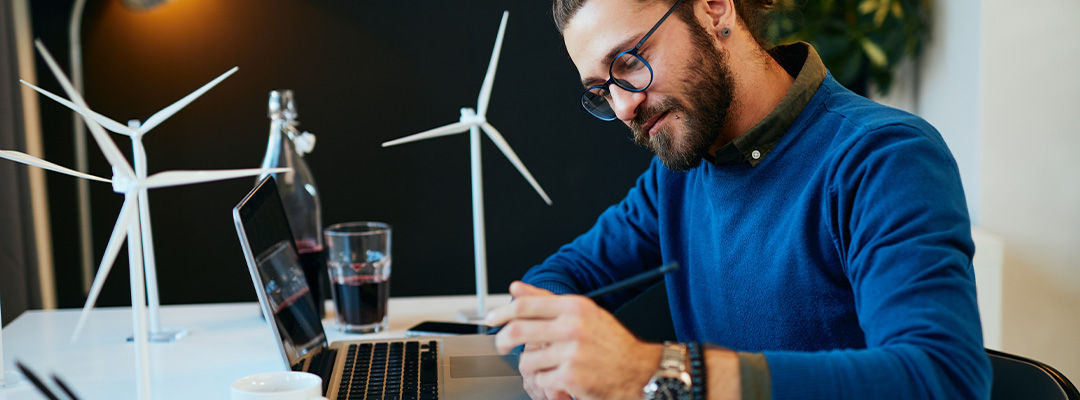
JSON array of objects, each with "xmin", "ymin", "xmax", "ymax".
[{"xmin": 642, "ymin": 341, "xmax": 693, "ymax": 400}]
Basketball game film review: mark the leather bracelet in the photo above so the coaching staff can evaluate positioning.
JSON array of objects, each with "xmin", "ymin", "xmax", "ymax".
[{"xmin": 687, "ymin": 342, "xmax": 706, "ymax": 400}]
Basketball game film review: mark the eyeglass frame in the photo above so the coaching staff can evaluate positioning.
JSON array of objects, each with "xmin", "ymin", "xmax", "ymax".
[{"xmin": 579, "ymin": 0, "xmax": 686, "ymax": 121}]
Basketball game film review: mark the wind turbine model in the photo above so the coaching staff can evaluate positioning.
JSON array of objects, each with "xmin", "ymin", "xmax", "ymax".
[
  {"xmin": 382, "ymin": 11, "xmax": 552, "ymax": 320},
  {"xmin": 21, "ymin": 64, "xmax": 240, "ymax": 344},
  {"xmin": 0, "ymin": 40, "xmax": 288, "ymax": 399}
]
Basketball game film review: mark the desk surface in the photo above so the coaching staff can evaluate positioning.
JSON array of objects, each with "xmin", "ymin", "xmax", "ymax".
[{"xmin": 0, "ymin": 295, "xmax": 511, "ymax": 399}]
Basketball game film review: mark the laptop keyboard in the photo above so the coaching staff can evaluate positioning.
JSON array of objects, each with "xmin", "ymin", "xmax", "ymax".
[
  {"xmin": 336, "ymin": 340, "xmax": 439, "ymax": 400},
  {"xmin": 306, "ymin": 348, "xmax": 339, "ymax": 394}
]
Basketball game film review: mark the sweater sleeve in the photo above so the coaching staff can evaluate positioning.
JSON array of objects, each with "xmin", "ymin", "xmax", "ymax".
[
  {"xmin": 522, "ymin": 158, "xmax": 664, "ymax": 310},
  {"xmin": 762, "ymin": 123, "xmax": 992, "ymax": 399}
]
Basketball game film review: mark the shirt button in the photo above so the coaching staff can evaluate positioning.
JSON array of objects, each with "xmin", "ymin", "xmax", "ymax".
[{"xmin": 751, "ymin": 150, "xmax": 761, "ymax": 160}]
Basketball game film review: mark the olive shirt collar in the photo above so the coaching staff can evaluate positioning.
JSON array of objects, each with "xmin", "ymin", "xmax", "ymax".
[{"xmin": 708, "ymin": 42, "xmax": 827, "ymax": 167}]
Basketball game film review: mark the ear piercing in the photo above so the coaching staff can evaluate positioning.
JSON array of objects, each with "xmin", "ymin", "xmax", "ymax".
[{"xmin": 721, "ymin": 27, "xmax": 731, "ymax": 37}]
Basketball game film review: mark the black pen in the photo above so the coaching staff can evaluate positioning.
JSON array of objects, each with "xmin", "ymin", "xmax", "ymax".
[
  {"xmin": 486, "ymin": 262, "xmax": 679, "ymax": 334},
  {"xmin": 52, "ymin": 373, "xmax": 82, "ymax": 400},
  {"xmin": 15, "ymin": 361, "xmax": 62, "ymax": 400}
]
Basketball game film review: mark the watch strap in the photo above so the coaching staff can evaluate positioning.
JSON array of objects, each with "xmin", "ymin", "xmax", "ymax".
[
  {"xmin": 687, "ymin": 342, "xmax": 706, "ymax": 400},
  {"xmin": 659, "ymin": 341, "xmax": 689, "ymax": 372}
]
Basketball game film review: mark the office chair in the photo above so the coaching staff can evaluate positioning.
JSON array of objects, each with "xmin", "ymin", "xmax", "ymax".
[{"xmin": 988, "ymin": 348, "xmax": 1080, "ymax": 400}]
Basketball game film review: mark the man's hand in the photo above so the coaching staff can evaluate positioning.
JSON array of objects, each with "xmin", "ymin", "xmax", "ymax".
[
  {"xmin": 486, "ymin": 281, "xmax": 663, "ymax": 400},
  {"xmin": 489, "ymin": 283, "xmax": 571, "ymax": 400}
]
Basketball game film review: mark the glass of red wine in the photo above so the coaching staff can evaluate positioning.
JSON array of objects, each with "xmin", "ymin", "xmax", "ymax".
[{"xmin": 324, "ymin": 222, "xmax": 392, "ymax": 333}]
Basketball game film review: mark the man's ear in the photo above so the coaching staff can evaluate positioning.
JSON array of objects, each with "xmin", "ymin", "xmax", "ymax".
[{"xmin": 701, "ymin": 0, "xmax": 737, "ymax": 39}]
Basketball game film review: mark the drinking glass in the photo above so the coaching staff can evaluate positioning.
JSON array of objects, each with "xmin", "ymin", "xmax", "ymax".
[{"xmin": 324, "ymin": 222, "xmax": 391, "ymax": 333}]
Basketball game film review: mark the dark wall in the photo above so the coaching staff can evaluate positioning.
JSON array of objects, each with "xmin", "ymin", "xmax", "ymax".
[{"xmin": 29, "ymin": 0, "xmax": 653, "ymax": 308}]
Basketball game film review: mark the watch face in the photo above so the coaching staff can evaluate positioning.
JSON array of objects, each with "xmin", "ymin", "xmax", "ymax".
[{"xmin": 652, "ymin": 377, "xmax": 692, "ymax": 400}]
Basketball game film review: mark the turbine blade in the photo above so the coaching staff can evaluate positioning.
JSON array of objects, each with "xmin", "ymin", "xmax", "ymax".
[
  {"xmin": 33, "ymin": 40, "xmax": 135, "ymax": 180},
  {"xmin": 0, "ymin": 150, "xmax": 111, "ymax": 183},
  {"xmin": 381, "ymin": 121, "xmax": 471, "ymax": 147},
  {"xmin": 142, "ymin": 167, "xmax": 290, "ymax": 189},
  {"xmin": 20, "ymin": 80, "xmax": 132, "ymax": 136},
  {"xmin": 139, "ymin": 67, "xmax": 239, "ymax": 134},
  {"xmin": 477, "ymin": 11, "xmax": 509, "ymax": 117},
  {"xmin": 480, "ymin": 122, "xmax": 552, "ymax": 205},
  {"xmin": 71, "ymin": 195, "xmax": 138, "ymax": 342}
]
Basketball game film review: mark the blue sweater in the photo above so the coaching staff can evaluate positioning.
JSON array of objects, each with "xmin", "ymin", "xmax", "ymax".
[{"xmin": 523, "ymin": 75, "xmax": 991, "ymax": 399}]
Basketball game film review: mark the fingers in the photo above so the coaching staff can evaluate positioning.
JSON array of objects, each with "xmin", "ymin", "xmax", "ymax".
[
  {"xmin": 534, "ymin": 367, "xmax": 572, "ymax": 398},
  {"xmin": 510, "ymin": 281, "xmax": 554, "ymax": 297},
  {"xmin": 486, "ymin": 294, "xmax": 585, "ymax": 327},
  {"xmin": 523, "ymin": 370, "xmax": 572, "ymax": 400},
  {"xmin": 523, "ymin": 342, "xmax": 547, "ymax": 352},
  {"xmin": 520, "ymin": 354, "xmax": 549, "ymax": 400},
  {"xmin": 485, "ymin": 281, "xmax": 556, "ymax": 326},
  {"xmin": 495, "ymin": 319, "xmax": 575, "ymax": 354},
  {"xmin": 517, "ymin": 342, "xmax": 569, "ymax": 375},
  {"xmin": 547, "ymin": 390, "xmax": 573, "ymax": 400},
  {"xmin": 523, "ymin": 368, "xmax": 573, "ymax": 400},
  {"xmin": 522, "ymin": 374, "xmax": 547, "ymax": 400}
]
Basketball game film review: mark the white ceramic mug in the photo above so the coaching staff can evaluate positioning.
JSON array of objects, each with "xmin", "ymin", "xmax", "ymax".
[{"xmin": 231, "ymin": 371, "xmax": 327, "ymax": 400}]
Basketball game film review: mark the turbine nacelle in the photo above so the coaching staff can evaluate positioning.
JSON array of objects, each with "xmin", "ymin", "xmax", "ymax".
[
  {"xmin": 459, "ymin": 108, "xmax": 485, "ymax": 125},
  {"xmin": 111, "ymin": 173, "xmax": 138, "ymax": 193}
]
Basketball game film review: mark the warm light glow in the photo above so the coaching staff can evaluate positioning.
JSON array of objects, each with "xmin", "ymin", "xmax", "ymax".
[
  {"xmin": 105, "ymin": 0, "xmax": 224, "ymax": 26},
  {"xmin": 120, "ymin": 0, "xmax": 170, "ymax": 11},
  {"xmin": 93, "ymin": 0, "xmax": 231, "ymax": 68}
]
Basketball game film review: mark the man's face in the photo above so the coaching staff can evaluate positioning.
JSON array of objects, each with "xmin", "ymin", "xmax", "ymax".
[{"xmin": 564, "ymin": 0, "xmax": 736, "ymax": 171}]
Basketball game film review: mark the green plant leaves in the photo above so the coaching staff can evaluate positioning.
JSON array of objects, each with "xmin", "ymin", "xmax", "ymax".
[
  {"xmin": 766, "ymin": 0, "xmax": 931, "ymax": 96},
  {"xmin": 860, "ymin": 38, "xmax": 888, "ymax": 67}
]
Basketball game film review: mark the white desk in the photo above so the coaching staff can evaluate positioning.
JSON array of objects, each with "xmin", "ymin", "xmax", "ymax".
[{"xmin": 0, "ymin": 295, "xmax": 511, "ymax": 399}]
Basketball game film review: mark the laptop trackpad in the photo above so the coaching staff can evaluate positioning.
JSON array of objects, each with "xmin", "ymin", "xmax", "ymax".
[{"xmin": 449, "ymin": 356, "xmax": 521, "ymax": 378}]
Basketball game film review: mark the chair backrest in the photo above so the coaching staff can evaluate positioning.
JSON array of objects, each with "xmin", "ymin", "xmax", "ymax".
[{"xmin": 988, "ymin": 348, "xmax": 1080, "ymax": 400}]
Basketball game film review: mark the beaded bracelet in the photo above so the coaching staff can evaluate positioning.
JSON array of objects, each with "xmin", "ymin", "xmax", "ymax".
[{"xmin": 687, "ymin": 342, "xmax": 706, "ymax": 400}]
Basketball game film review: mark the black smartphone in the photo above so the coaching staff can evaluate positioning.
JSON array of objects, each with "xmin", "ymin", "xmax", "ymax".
[{"xmin": 406, "ymin": 321, "xmax": 493, "ymax": 336}]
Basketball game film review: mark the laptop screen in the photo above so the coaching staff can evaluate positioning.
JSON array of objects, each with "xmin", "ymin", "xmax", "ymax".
[{"xmin": 234, "ymin": 176, "xmax": 326, "ymax": 366}]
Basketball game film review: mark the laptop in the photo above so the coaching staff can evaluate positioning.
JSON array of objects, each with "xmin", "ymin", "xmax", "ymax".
[{"xmin": 234, "ymin": 176, "xmax": 528, "ymax": 400}]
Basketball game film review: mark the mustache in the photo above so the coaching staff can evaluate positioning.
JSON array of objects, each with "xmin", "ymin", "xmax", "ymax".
[{"xmin": 629, "ymin": 98, "xmax": 682, "ymax": 135}]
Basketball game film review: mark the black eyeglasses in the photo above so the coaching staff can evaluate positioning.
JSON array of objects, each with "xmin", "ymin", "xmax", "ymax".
[{"xmin": 580, "ymin": 0, "xmax": 685, "ymax": 121}]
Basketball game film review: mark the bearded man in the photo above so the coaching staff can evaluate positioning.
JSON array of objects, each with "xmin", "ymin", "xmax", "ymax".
[{"xmin": 486, "ymin": 0, "xmax": 992, "ymax": 399}]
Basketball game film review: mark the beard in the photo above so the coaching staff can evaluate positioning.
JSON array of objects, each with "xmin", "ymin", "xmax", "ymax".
[{"xmin": 628, "ymin": 24, "xmax": 736, "ymax": 171}]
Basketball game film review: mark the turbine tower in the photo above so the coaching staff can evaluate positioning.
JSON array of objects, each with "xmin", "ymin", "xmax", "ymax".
[{"xmin": 382, "ymin": 11, "xmax": 552, "ymax": 320}]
